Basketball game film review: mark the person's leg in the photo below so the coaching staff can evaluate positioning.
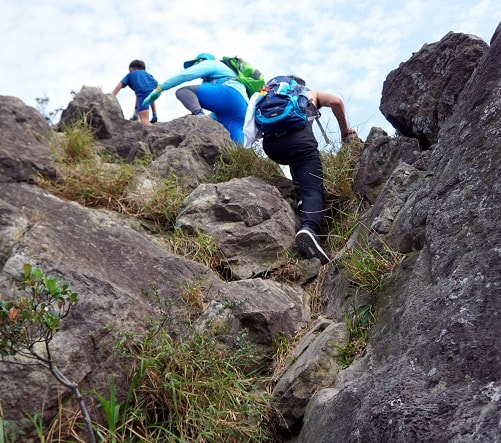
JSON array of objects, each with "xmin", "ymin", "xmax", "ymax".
[
  {"xmin": 289, "ymin": 149, "xmax": 324, "ymax": 234},
  {"xmin": 290, "ymin": 152, "xmax": 329, "ymax": 263},
  {"xmin": 150, "ymin": 102, "xmax": 158, "ymax": 123},
  {"xmin": 138, "ymin": 109, "xmax": 152, "ymax": 125},
  {"xmin": 175, "ymin": 85, "xmax": 205, "ymax": 115},
  {"xmin": 264, "ymin": 135, "xmax": 329, "ymax": 264},
  {"xmin": 197, "ymin": 83, "xmax": 247, "ymax": 144},
  {"xmin": 136, "ymin": 92, "xmax": 152, "ymax": 126}
]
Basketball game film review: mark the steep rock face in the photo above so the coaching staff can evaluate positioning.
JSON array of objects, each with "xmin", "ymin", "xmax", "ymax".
[
  {"xmin": 380, "ymin": 32, "xmax": 488, "ymax": 148},
  {"xmin": 353, "ymin": 127, "xmax": 422, "ymax": 205},
  {"xmin": 299, "ymin": 27, "xmax": 501, "ymax": 443}
]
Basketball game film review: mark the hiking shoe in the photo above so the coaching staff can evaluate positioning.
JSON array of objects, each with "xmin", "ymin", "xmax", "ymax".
[
  {"xmin": 295, "ymin": 228, "xmax": 330, "ymax": 265},
  {"xmin": 150, "ymin": 116, "xmax": 158, "ymax": 124},
  {"xmin": 130, "ymin": 115, "xmax": 139, "ymax": 121}
]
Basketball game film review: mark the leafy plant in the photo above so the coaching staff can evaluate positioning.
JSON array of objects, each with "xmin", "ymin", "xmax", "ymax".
[
  {"xmin": 0, "ymin": 264, "xmax": 95, "ymax": 443},
  {"xmin": 95, "ymin": 377, "xmax": 121, "ymax": 443},
  {"xmin": 337, "ymin": 301, "xmax": 377, "ymax": 369}
]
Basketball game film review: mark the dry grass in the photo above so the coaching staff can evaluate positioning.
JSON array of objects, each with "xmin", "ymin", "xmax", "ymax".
[
  {"xmin": 213, "ymin": 144, "xmax": 284, "ymax": 184},
  {"xmin": 322, "ymin": 137, "xmax": 362, "ymax": 204}
]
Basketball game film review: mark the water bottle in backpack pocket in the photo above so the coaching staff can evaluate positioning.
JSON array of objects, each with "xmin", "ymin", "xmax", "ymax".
[{"xmin": 254, "ymin": 76, "xmax": 311, "ymax": 136}]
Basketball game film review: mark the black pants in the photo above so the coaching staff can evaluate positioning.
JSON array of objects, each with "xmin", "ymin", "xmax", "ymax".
[{"xmin": 263, "ymin": 125, "xmax": 324, "ymax": 234}]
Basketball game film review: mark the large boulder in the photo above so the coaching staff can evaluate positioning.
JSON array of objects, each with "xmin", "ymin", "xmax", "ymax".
[
  {"xmin": 176, "ymin": 176, "xmax": 300, "ymax": 279},
  {"xmin": 272, "ymin": 318, "xmax": 348, "ymax": 434},
  {"xmin": 0, "ymin": 96, "xmax": 55, "ymax": 182},
  {"xmin": 353, "ymin": 127, "xmax": 423, "ymax": 204},
  {"xmin": 58, "ymin": 86, "xmax": 125, "ymax": 139},
  {"xmin": 58, "ymin": 88, "xmax": 234, "ymax": 188},
  {"xmin": 380, "ymin": 32, "xmax": 488, "ymax": 148}
]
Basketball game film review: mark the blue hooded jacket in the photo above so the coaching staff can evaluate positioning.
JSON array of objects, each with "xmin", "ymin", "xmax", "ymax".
[{"xmin": 158, "ymin": 58, "xmax": 248, "ymax": 101}]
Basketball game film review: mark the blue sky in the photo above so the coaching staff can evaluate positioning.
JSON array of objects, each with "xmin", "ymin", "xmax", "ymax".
[{"xmin": 1, "ymin": 0, "xmax": 499, "ymax": 146}]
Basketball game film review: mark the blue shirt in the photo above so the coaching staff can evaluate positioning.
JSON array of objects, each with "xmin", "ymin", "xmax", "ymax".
[
  {"xmin": 120, "ymin": 70, "xmax": 158, "ymax": 95},
  {"xmin": 159, "ymin": 60, "xmax": 248, "ymax": 101}
]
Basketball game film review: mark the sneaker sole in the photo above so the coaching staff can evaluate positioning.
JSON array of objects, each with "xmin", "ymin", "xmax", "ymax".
[{"xmin": 295, "ymin": 230, "xmax": 330, "ymax": 265}]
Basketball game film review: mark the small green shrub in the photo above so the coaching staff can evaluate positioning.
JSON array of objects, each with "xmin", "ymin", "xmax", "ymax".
[
  {"xmin": 56, "ymin": 113, "xmax": 96, "ymax": 163},
  {"xmin": 0, "ymin": 264, "xmax": 95, "ymax": 443},
  {"xmin": 337, "ymin": 302, "xmax": 377, "ymax": 369}
]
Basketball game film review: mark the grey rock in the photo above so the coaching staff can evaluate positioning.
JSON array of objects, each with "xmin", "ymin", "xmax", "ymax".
[
  {"xmin": 273, "ymin": 318, "xmax": 348, "ymax": 432},
  {"xmin": 380, "ymin": 32, "xmax": 488, "ymax": 149},
  {"xmin": 0, "ymin": 24, "xmax": 499, "ymax": 443},
  {"xmin": 176, "ymin": 176, "xmax": 299, "ymax": 279},
  {"xmin": 0, "ymin": 95, "xmax": 55, "ymax": 182},
  {"xmin": 354, "ymin": 130, "xmax": 422, "ymax": 204},
  {"xmin": 297, "ymin": 24, "xmax": 501, "ymax": 443}
]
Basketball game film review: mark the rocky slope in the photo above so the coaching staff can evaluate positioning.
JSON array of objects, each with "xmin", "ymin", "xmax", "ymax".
[{"xmin": 0, "ymin": 23, "xmax": 499, "ymax": 442}]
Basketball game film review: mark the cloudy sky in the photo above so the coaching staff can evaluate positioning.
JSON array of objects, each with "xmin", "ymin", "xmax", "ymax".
[{"xmin": 1, "ymin": 0, "xmax": 499, "ymax": 145}]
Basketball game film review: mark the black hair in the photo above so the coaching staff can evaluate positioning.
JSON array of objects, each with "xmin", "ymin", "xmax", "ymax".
[
  {"xmin": 129, "ymin": 59, "xmax": 146, "ymax": 70},
  {"xmin": 288, "ymin": 75, "xmax": 306, "ymax": 86}
]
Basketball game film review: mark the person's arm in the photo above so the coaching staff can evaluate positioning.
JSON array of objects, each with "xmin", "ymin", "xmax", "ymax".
[
  {"xmin": 144, "ymin": 61, "xmax": 221, "ymax": 106},
  {"xmin": 157, "ymin": 60, "xmax": 222, "ymax": 91},
  {"xmin": 111, "ymin": 82, "xmax": 124, "ymax": 96},
  {"xmin": 310, "ymin": 90, "xmax": 357, "ymax": 138}
]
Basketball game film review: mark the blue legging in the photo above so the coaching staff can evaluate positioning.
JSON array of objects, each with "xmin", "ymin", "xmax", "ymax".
[{"xmin": 175, "ymin": 83, "xmax": 247, "ymax": 144}]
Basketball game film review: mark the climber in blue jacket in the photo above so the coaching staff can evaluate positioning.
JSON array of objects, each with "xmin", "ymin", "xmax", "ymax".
[{"xmin": 143, "ymin": 53, "xmax": 249, "ymax": 144}]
